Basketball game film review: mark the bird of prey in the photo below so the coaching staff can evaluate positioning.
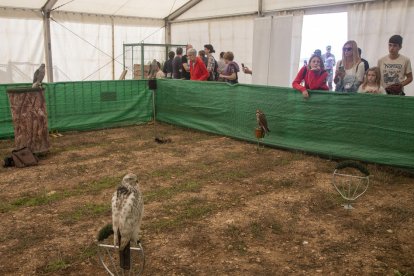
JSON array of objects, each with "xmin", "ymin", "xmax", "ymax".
[
  {"xmin": 112, "ymin": 173, "xmax": 144, "ymax": 270},
  {"xmin": 32, "ymin": 64, "xmax": 45, "ymax": 88},
  {"xmin": 147, "ymin": 59, "xmax": 158, "ymax": 79},
  {"xmin": 256, "ymin": 109, "xmax": 270, "ymax": 136}
]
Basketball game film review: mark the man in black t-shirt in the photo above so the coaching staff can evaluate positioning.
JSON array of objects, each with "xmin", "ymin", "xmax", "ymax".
[
  {"xmin": 172, "ymin": 47, "xmax": 183, "ymax": 79},
  {"xmin": 358, "ymin": 48, "xmax": 369, "ymax": 72},
  {"xmin": 163, "ymin": 51, "xmax": 175, "ymax": 78},
  {"xmin": 181, "ymin": 44, "xmax": 192, "ymax": 80}
]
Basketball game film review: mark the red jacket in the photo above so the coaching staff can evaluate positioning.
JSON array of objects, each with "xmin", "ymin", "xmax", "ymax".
[
  {"xmin": 190, "ymin": 57, "xmax": 209, "ymax": 81},
  {"xmin": 292, "ymin": 66, "xmax": 329, "ymax": 92}
]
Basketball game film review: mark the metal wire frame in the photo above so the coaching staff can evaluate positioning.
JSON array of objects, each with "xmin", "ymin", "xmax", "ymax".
[
  {"xmin": 98, "ymin": 242, "xmax": 145, "ymax": 276},
  {"xmin": 332, "ymin": 169, "xmax": 370, "ymax": 209}
]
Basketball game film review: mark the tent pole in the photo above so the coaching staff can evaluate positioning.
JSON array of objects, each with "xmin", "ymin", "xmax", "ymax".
[
  {"xmin": 111, "ymin": 17, "xmax": 115, "ymax": 80},
  {"xmin": 41, "ymin": 0, "xmax": 58, "ymax": 83}
]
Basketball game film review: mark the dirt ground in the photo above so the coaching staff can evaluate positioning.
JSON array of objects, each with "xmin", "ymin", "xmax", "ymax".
[{"xmin": 0, "ymin": 123, "xmax": 413, "ymax": 276}]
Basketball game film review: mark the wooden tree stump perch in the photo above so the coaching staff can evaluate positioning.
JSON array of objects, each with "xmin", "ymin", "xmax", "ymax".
[{"xmin": 7, "ymin": 87, "xmax": 50, "ymax": 154}]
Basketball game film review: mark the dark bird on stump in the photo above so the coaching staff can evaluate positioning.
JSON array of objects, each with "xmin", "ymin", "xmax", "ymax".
[
  {"xmin": 256, "ymin": 109, "xmax": 270, "ymax": 135},
  {"xmin": 32, "ymin": 64, "xmax": 45, "ymax": 88},
  {"xmin": 112, "ymin": 173, "xmax": 144, "ymax": 270}
]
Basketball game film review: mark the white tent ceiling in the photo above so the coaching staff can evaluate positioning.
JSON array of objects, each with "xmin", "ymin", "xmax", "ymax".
[
  {"xmin": 0, "ymin": 0, "xmax": 190, "ymax": 18},
  {"xmin": 0, "ymin": 0, "xmax": 374, "ymax": 19}
]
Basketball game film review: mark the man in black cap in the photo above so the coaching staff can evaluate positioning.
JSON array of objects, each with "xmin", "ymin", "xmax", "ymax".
[{"xmin": 377, "ymin": 35, "xmax": 412, "ymax": 95}]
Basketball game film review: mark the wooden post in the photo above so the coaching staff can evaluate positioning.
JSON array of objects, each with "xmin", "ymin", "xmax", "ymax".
[{"xmin": 7, "ymin": 87, "xmax": 50, "ymax": 154}]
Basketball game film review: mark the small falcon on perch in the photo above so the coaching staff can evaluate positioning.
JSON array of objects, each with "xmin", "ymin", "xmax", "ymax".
[
  {"xmin": 112, "ymin": 173, "xmax": 144, "ymax": 270},
  {"xmin": 256, "ymin": 109, "xmax": 270, "ymax": 136},
  {"xmin": 32, "ymin": 64, "xmax": 45, "ymax": 88}
]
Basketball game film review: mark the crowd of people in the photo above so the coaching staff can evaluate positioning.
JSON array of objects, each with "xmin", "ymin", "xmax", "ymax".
[
  {"xmin": 156, "ymin": 44, "xmax": 241, "ymax": 84},
  {"xmin": 292, "ymin": 35, "xmax": 412, "ymax": 98},
  {"xmin": 151, "ymin": 34, "xmax": 412, "ymax": 97}
]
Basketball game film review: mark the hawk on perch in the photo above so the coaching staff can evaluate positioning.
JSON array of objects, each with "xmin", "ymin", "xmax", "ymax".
[
  {"xmin": 112, "ymin": 173, "xmax": 144, "ymax": 270},
  {"xmin": 256, "ymin": 109, "xmax": 270, "ymax": 136},
  {"xmin": 32, "ymin": 64, "xmax": 45, "ymax": 88},
  {"xmin": 148, "ymin": 59, "xmax": 158, "ymax": 79}
]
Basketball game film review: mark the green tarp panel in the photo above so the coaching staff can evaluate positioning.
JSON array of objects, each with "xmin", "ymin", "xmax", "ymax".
[
  {"xmin": 0, "ymin": 80, "xmax": 152, "ymax": 139},
  {"xmin": 156, "ymin": 79, "xmax": 414, "ymax": 169},
  {"xmin": 0, "ymin": 83, "xmax": 29, "ymax": 139}
]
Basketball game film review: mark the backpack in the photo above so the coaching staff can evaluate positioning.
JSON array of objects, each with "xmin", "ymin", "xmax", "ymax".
[{"xmin": 11, "ymin": 147, "xmax": 38, "ymax": 168}]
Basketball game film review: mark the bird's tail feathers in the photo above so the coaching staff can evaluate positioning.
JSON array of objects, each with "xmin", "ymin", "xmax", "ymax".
[{"xmin": 118, "ymin": 230, "xmax": 131, "ymax": 270}]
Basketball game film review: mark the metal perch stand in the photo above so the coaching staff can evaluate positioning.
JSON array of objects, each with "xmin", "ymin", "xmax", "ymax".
[
  {"xmin": 97, "ymin": 242, "xmax": 145, "ymax": 276},
  {"xmin": 332, "ymin": 161, "xmax": 370, "ymax": 210}
]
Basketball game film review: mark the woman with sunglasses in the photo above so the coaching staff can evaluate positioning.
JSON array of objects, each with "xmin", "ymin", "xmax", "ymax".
[{"xmin": 334, "ymin": 40, "xmax": 365, "ymax": 92}]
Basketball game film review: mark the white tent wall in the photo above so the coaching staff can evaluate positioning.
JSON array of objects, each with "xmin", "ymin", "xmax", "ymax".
[
  {"xmin": 50, "ymin": 12, "xmax": 113, "ymax": 81},
  {"xmin": 348, "ymin": 0, "xmax": 414, "ymax": 96},
  {"xmin": 171, "ymin": 15, "xmax": 254, "ymax": 84},
  {"xmin": 50, "ymin": 13, "xmax": 165, "ymax": 82},
  {"xmin": 252, "ymin": 12, "xmax": 304, "ymax": 87},
  {"xmin": 0, "ymin": 9, "xmax": 44, "ymax": 84}
]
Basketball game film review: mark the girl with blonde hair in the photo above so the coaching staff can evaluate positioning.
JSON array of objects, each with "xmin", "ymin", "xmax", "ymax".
[
  {"xmin": 334, "ymin": 40, "xmax": 365, "ymax": 92},
  {"xmin": 358, "ymin": 67, "xmax": 385, "ymax": 94}
]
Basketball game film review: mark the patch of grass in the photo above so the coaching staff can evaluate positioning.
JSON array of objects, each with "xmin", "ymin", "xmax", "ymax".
[
  {"xmin": 224, "ymin": 224, "xmax": 248, "ymax": 254},
  {"xmin": 145, "ymin": 181, "xmax": 202, "ymax": 203},
  {"xmin": 249, "ymin": 217, "xmax": 284, "ymax": 240},
  {"xmin": 82, "ymin": 176, "xmax": 119, "ymax": 194},
  {"xmin": 10, "ymin": 191, "xmax": 70, "ymax": 209},
  {"xmin": 79, "ymin": 243, "xmax": 99, "ymax": 260},
  {"xmin": 250, "ymin": 221, "xmax": 264, "ymax": 239},
  {"xmin": 308, "ymin": 192, "xmax": 342, "ymax": 213},
  {"xmin": 43, "ymin": 259, "xmax": 69, "ymax": 273},
  {"xmin": 394, "ymin": 269, "xmax": 413, "ymax": 276},
  {"xmin": 60, "ymin": 203, "xmax": 110, "ymax": 225},
  {"xmin": 148, "ymin": 197, "xmax": 216, "ymax": 232},
  {"xmin": 151, "ymin": 167, "xmax": 185, "ymax": 179},
  {"xmin": 1, "ymin": 176, "xmax": 119, "ymax": 213},
  {"xmin": 276, "ymin": 178, "xmax": 297, "ymax": 188}
]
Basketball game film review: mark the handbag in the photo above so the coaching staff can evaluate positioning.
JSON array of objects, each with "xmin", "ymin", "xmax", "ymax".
[{"xmin": 11, "ymin": 147, "xmax": 39, "ymax": 168}]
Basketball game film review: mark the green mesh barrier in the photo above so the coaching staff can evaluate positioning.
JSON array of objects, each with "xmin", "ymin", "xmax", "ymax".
[
  {"xmin": 156, "ymin": 79, "xmax": 414, "ymax": 169},
  {"xmin": 2, "ymin": 78, "xmax": 414, "ymax": 169},
  {"xmin": 0, "ymin": 80, "xmax": 152, "ymax": 138},
  {"xmin": 0, "ymin": 83, "xmax": 30, "ymax": 139}
]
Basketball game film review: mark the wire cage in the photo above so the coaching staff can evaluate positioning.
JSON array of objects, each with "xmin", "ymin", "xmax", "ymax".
[
  {"xmin": 123, "ymin": 43, "xmax": 187, "ymax": 80},
  {"xmin": 332, "ymin": 161, "xmax": 370, "ymax": 209}
]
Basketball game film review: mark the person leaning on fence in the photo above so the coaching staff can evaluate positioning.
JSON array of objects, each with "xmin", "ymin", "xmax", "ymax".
[
  {"xmin": 292, "ymin": 54, "xmax": 329, "ymax": 98},
  {"xmin": 163, "ymin": 51, "xmax": 175, "ymax": 78},
  {"xmin": 219, "ymin": 51, "xmax": 240, "ymax": 84},
  {"xmin": 334, "ymin": 40, "xmax": 365, "ymax": 93},
  {"xmin": 187, "ymin": 48, "xmax": 209, "ymax": 81},
  {"xmin": 377, "ymin": 35, "xmax": 413, "ymax": 96},
  {"xmin": 357, "ymin": 67, "xmax": 385, "ymax": 94}
]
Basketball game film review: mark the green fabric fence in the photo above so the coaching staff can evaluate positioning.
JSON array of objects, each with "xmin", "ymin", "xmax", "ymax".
[
  {"xmin": 156, "ymin": 79, "xmax": 414, "ymax": 169},
  {"xmin": 0, "ymin": 80, "xmax": 152, "ymax": 139},
  {"xmin": 2, "ymin": 78, "xmax": 414, "ymax": 169}
]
